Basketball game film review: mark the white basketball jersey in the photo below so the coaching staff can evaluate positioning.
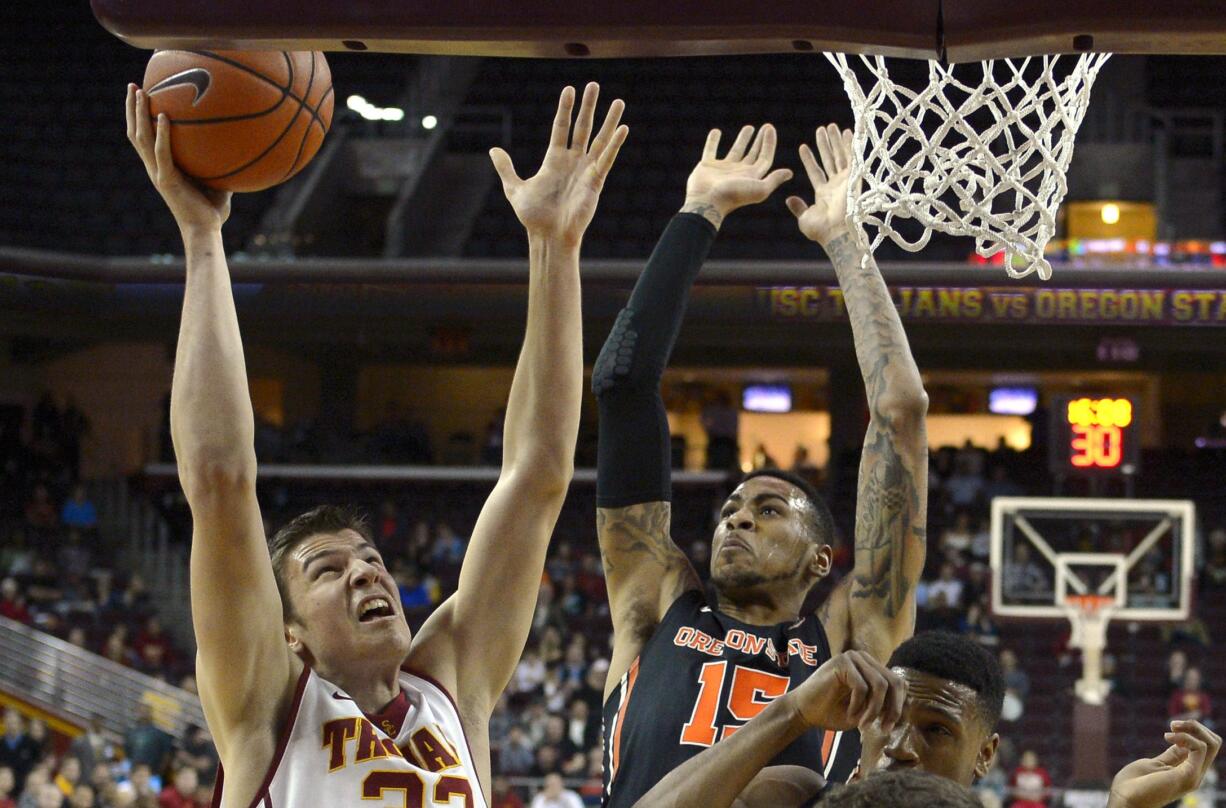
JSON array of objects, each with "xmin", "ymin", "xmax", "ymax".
[{"xmin": 213, "ymin": 666, "xmax": 487, "ymax": 808}]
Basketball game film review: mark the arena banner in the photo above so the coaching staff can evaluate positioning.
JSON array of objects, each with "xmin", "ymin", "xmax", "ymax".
[{"xmin": 756, "ymin": 286, "xmax": 1226, "ymax": 325}]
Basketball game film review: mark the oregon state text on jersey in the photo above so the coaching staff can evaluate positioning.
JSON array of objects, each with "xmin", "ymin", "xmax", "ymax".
[
  {"xmin": 601, "ymin": 590, "xmax": 860, "ymax": 808},
  {"xmin": 211, "ymin": 666, "xmax": 487, "ymax": 808}
]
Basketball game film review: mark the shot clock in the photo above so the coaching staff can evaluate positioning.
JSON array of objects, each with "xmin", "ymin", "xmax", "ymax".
[{"xmin": 1049, "ymin": 395, "xmax": 1140, "ymax": 475}]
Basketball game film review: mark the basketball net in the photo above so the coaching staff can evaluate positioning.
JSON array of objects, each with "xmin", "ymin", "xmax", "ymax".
[
  {"xmin": 1064, "ymin": 594, "xmax": 1116, "ymax": 705},
  {"xmin": 826, "ymin": 52, "xmax": 1111, "ymax": 280}
]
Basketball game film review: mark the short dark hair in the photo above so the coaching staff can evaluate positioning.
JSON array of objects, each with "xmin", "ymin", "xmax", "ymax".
[
  {"xmin": 825, "ymin": 770, "xmax": 980, "ymax": 808},
  {"xmin": 268, "ymin": 505, "xmax": 373, "ymax": 620},
  {"xmin": 738, "ymin": 469, "xmax": 835, "ymax": 546},
  {"xmin": 887, "ymin": 631, "xmax": 1005, "ymax": 731}
]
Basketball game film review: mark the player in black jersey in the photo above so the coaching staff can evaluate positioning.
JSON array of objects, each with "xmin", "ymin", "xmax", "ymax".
[{"xmin": 594, "ymin": 124, "xmax": 929, "ymax": 808}]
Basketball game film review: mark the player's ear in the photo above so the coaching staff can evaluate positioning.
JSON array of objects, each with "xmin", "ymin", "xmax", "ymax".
[
  {"xmin": 285, "ymin": 624, "xmax": 304, "ymax": 654},
  {"xmin": 808, "ymin": 543, "xmax": 833, "ymax": 580},
  {"xmin": 974, "ymin": 732, "xmax": 1000, "ymax": 780}
]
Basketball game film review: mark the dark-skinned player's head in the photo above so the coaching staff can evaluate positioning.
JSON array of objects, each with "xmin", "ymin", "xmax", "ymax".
[
  {"xmin": 710, "ymin": 469, "xmax": 835, "ymax": 607},
  {"xmin": 268, "ymin": 505, "xmax": 411, "ymax": 674},
  {"xmin": 825, "ymin": 770, "xmax": 980, "ymax": 808},
  {"xmin": 858, "ymin": 632, "xmax": 1003, "ymax": 786}
]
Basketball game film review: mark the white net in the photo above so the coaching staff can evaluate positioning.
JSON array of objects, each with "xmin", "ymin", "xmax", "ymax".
[{"xmin": 825, "ymin": 52, "xmax": 1111, "ymax": 280}]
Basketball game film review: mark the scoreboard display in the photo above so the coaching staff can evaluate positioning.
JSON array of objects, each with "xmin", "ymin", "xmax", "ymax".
[{"xmin": 1049, "ymin": 396, "xmax": 1140, "ymax": 475}]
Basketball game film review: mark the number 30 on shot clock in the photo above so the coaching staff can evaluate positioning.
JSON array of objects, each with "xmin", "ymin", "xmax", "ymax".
[{"xmin": 1049, "ymin": 396, "xmax": 1140, "ymax": 475}]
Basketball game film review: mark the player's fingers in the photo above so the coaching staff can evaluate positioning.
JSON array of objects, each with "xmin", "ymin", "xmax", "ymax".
[
  {"xmin": 134, "ymin": 89, "xmax": 155, "ymax": 153},
  {"xmin": 153, "ymin": 114, "xmax": 176, "ymax": 182},
  {"xmin": 838, "ymin": 128, "xmax": 854, "ymax": 173},
  {"xmin": 786, "ymin": 196, "xmax": 808, "ymax": 220},
  {"xmin": 760, "ymin": 168, "xmax": 793, "ymax": 196},
  {"xmin": 125, "ymin": 84, "xmax": 137, "ymax": 143},
  {"xmin": 702, "ymin": 128, "xmax": 722, "ymax": 161},
  {"xmin": 849, "ymin": 653, "xmax": 890, "ymax": 728},
  {"xmin": 571, "ymin": 81, "xmax": 600, "ymax": 151},
  {"xmin": 1153, "ymin": 743, "xmax": 1191, "ymax": 768},
  {"xmin": 799, "ymin": 144, "xmax": 827, "ymax": 189},
  {"xmin": 815, "ymin": 126, "xmax": 837, "ymax": 178},
  {"xmin": 881, "ymin": 665, "xmax": 907, "ymax": 733},
  {"xmin": 745, "ymin": 125, "xmax": 768, "ymax": 165},
  {"xmin": 549, "ymin": 85, "xmax": 576, "ymax": 150},
  {"xmin": 842, "ymin": 657, "xmax": 870, "ymax": 721},
  {"xmin": 1171, "ymin": 720, "xmax": 1222, "ymax": 761},
  {"xmin": 725, "ymin": 125, "xmax": 754, "ymax": 162},
  {"xmin": 488, "ymin": 147, "xmax": 522, "ymax": 191},
  {"xmin": 754, "ymin": 124, "xmax": 778, "ymax": 173},
  {"xmin": 588, "ymin": 97, "xmax": 625, "ymax": 158},
  {"xmin": 594, "ymin": 124, "xmax": 629, "ymax": 180}
]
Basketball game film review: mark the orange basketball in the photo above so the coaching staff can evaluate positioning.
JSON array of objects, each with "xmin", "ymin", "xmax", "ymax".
[{"xmin": 142, "ymin": 50, "xmax": 334, "ymax": 193}]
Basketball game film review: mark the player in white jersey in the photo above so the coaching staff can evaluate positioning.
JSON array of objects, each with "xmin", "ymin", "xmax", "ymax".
[{"xmin": 124, "ymin": 81, "xmax": 628, "ymax": 807}]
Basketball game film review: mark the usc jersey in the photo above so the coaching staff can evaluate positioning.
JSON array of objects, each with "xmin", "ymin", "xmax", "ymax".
[
  {"xmin": 211, "ymin": 666, "xmax": 486, "ymax": 808},
  {"xmin": 602, "ymin": 590, "xmax": 859, "ymax": 807}
]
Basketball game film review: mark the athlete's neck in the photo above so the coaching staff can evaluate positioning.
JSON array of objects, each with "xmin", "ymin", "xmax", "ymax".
[
  {"xmin": 716, "ymin": 592, "xmax": 803, "ymax": 626},
  {"xmin": 321, "ymin": 665, "xmax": 402, "ymax": 714}
]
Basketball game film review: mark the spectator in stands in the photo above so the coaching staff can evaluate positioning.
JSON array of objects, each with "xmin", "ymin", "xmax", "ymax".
[
  {"xmin": 122, "ymin": 764, "xmax": 157, "ymax": 803},
  {"xmin": 959, "ymin": 604, "xmax": 1000, "ymax": 648},
  {"xmin": 0, "ymin": 712, "xmax": 37, "ymax": 793},
  {"xmin": 981, "ymin": 465, "xmax": 1023, "ymax": 503},
  {"xmin": 490, "ymin": 776, "xmax": 524, "ymax": 808},
  {"xmin": 565, "ymin": 700, "xmax": 598, "ymax": 753},
  {"xmin": 0, "ymin": 766, "xmax": 15, "ymax": 808},
  {"xmin": 1165, "ymin": 649, "xmax": 1188, "ymax": 696},
  {"xmin": 512, "ymin": 648, "xmax": 547, "ymax": 697},
  {"xmin": 123, "ymin": 706, "xmax": 171, "ymax": 775},
  {"xmin": 1004, "ymin": 544, "xmax": 1047, "ymax": 600},
  {"xmin": 22, "ymin": 726, "xmax": 49, "ymax": 774},
  {"xmin": 157, "ymin": 767, "xmax": 199, "ymax": 808},
  {"xmin": 65, "ymin": 785, "xmax": 91, "ymax": 808},
  {"xmin": 530, "ymin": 773, "xmax": 582, "ymax": 808},
  {"xmin": 499, "ymin": 726, "xmax": 535, "ymax": 776},
  {"xmin": 1203, "ymin": 527, "xmax": 1226, "ymax": 589},
  {"xmin": 52, "ymin": 759, "xmax": 80, "ymax": 799},
  {"xmin": 941, "ymin": 512, "xmax": 975, "ymax": 555},
  {"xmin": 17, "ymin": 767, "xmax": 51, "ymax": 808},
  {"xmin": 1008, "ymin": 749, "xmax": 1052, "ymax": 808},
  {"xmin": 431, "ymin": 522, "xmax": 467, "ymax": 566},
  {"xmin": 1169, "ymin": 667, "xmax": 1213, "ymax": 724},
  {"xmin": 173, "ymin": 725, "xmax": 217, "ymax": 789},
  {"xmin": 67, "ymin": 719, "xmax": 111, "ymax": 777},
  {"xmin": 23, "ymin": 486, "xmax": 57, "ymax": 534},
  {"xmin": 59, "ymin": 486, "xmax": 97, "ymax": 532},
  {"xmin": 394, "ymin": 563, "xmax": 438, "ymax": 609},
  {"xmin": 944, "ymin": 455, "xmax": 985, "ymax": 510},
  {"xmin": 32, "ymin": 782, "xmax": 63, "ymax": 808},
  {"xmin": 132, "ymin": 617, "xmax": 174, "ymax": 673},
  {"xmin": 375, "ymin": 499, "xmax": 404, "ymax": 547},
  {"xmin": 0, "ymin": 579, "xmax": 31, "ymax": 625}
]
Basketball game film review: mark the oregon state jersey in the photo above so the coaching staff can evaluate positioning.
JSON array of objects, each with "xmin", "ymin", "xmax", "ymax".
[
  {"xmin": 602, "ymin": 590, "xmax": 860, "ymax": 807},
  {"xmin": 211, "ymin": 666, "xmax": 486, "ymax": 808}
]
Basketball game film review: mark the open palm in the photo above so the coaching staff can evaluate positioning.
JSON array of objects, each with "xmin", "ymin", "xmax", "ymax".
[
  {"xmin": 490, "ymin": 83, "xmax": 627, "ymax": 245},
  {"xmin": 684, "ymin": 124, "xmax": 792, "ymax": 219},
  {"xmin": 787, "ymin": 124, "xmax": 855, "ymax": 246}
]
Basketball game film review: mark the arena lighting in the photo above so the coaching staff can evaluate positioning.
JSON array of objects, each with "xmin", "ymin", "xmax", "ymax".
[
  {"xmin": 345, "ymin": 94, "xmax": 405, "ymax": 121},
  {"xmin": 421, "ymin": 114, "xmax": 438, "ymax": 129},
  {"xmin": 742, "ymin": 384, "xmax": 792, "ymax": 413},
  {"xmin": 989, "ymin": 387, "xmax": 1037, "ymax": 416},
  {"xmin": 1101, "ymin": 202, "xmax": 1121, "ymax": 224}
]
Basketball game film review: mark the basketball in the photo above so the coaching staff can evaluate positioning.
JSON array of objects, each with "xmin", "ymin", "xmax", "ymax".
[{"xmin": 141, "ymin": 50, "xmax": 334, "ymax": 193}]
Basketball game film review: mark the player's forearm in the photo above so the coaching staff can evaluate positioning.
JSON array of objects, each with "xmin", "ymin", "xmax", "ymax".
[
  {"xmin": 500, "ymin": 235, "xmax": 583, "ymax": 487},
  {"xmin": 170, "ymin": 226, "xmax": 257, "ymax": 495},
  {"xmin": 632, "ymin": 693, "xmax": 810, "ymax": 808},
  {"xmin": 822, "ymin": 231, "xmax": 926, "ymax": 417}
]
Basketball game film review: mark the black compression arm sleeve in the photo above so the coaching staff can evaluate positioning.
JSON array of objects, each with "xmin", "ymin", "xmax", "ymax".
[{"xmin": 594, "ymin": 213, "xmax": 717, "ymax": 508}]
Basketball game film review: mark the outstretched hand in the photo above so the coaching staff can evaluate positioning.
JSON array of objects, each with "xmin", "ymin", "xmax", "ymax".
[
  {"xmin": 786, "ymin": 123, "xmax": 855, "ymax": 248},
  {"xmin": 683, "ymin": 125, "xmax": 792, "ymax": 227},
  {"xmin": 490, "ymin": 83, "xmax": 628, "ymax": 246},
  {"xmin": 1108, "ymin": 720, "xmax": 1222, "ymax": 808},
  {"xmin": 125, "ymin": 84, "xmax": 231, "ymax": 235}
]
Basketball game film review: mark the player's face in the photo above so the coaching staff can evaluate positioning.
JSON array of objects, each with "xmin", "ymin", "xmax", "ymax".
[
  {"xmin": 857, "ymin": 668, "xmax": 999, "ymax": 787},
  {"xmin": 710, "ymin": 477, "xmax": 831, "ymax": 598},
  {"xmin": 283, "ymin": 529, "xmax": 412, "ymax": 672}
]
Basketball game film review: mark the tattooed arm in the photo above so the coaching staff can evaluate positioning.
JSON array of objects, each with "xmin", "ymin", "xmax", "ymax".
[
  {"xmin": 598, "ymin": 504, "xmax": 701, "ymax": 697},
  {"xmin": 787, "ymin": 125, "xmax": 928, "ymax": 660}
]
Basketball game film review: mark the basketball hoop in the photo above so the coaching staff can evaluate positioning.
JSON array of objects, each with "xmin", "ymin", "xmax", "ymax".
[
  {"xmin": 1064, "ymin": 594, "xmax": 1116, "ymax": 705},
  {"xmin": 826, "ymin": 52, "xmax": 1111, "ymax": 280}
]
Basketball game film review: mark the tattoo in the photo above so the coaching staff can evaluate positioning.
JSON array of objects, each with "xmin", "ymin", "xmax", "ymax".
[
  {"xmin": 680, "ymin": 201, "xmax": 724, "ymax": 230},
  {"xmin": 826, "ymin": 233, "xmax": 928, "ymax": 624},
  {"xmin": 597, "ymin": 502, "xmax": 699, "ymax": 635}
]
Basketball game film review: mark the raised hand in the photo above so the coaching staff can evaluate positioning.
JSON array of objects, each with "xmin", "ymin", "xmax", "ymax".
[
  {"xmin": 791, "ymin": 650, "xmax": 906, "ymax": 733},
  {"xmin": 1107, "ymin": 720, "xmax": 1222, "ymax": 808},
  {"xmin": 786, "ymin": 123, "xmax": 855, "ymax": 248},
  {"xmin": 490, "ymin": 82, "xmax": 628, "ymax": 246},
  {"xmin": 682, "ymin": 124, "xmax": 793, "ymax": 228},
  {"xmin": 125, "ymin": 84, "xmax": 231, "ymax": 234}
]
